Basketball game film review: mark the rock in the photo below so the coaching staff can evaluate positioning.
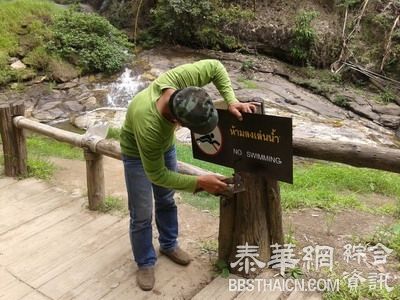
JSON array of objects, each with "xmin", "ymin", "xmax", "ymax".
[
  {"xmin": 378, "ymin": 115, "xmax": 400, "ymax": 129},
  {"xmin": 56, "ymin": 82, "xmax": 79, "ymax": 90},
  {"xmin": 141, "ymin": 72, "xmax": 156, "ymax": 81},
  {"xmin": 175, "ymin": 127, "xmax": 192, "ymax": 144},
  {"xmin": 80, "ymin": 96, "xmax": 98, "ymax": 111},
  {"xmin": 32, "ymin": 76, "xmax": 48, "ymax": 84},
  {"xmin": 372, "ymin": 103, "xmax": 400, "ymax": 116},
  {"xmin": 8, "ymin": 57, "xmax": 19, "ymax": 64},
  {"xmin": 10, "ymin": 60, "xmax": 26, "ymax": 70},
  {"xmin": 32, "ymin": 108, "xmax": 64, "ymax": 122},
  {"xmin": 76, "ymin": 92, "xmax": 92, "ymax": 102},
  {"xmin": 348, "ymin": 102, "xmax": 380, "ymax": 121},
  {"xmin": 38, "ymin": 101, "xmax": 62, "ymax": 111},
  {"xmin": 72, "ymin": 108, "xmax": 126, "ymax": 129},
  {"xmin": 63, "ymin": 101, "xmax": 84, "ymax": 112},
  {"xmin": 91, "ymin": 89, "xmax": 109, "ymax": 106},
  {"xmin": 396, "ymin": 127, "xmax": 400, "ymax": 139}
]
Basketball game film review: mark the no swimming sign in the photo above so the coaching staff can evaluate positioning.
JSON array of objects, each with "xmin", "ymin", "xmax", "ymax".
[{"xmin": 191, "ymin": 109, "xmax": 293, "ymax": 183}]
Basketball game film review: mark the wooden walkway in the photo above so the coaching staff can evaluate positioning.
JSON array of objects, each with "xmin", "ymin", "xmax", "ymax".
[
  {"xmin": 0, "ymin": 177, "xmax": 212, "ymax": 300},
  {"xmin": 0, "ymin": 177, "xmax": 322, "ymax": 299}
]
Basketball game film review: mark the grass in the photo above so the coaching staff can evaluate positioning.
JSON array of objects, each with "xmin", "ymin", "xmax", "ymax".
[
  {"xmin": 176, "ymin": 143, "xmax": 400, "ymax": 215},
  {"xmin": 176, "ymin": 143, "xmax": 233, "ymax": 177},
  {"xmin": 0, "ymin": 0, "xmax": 59, "ymax": 51},
  {"xmin": 281, "ymin": 162, "xmax": 400, "ymax": 211},
  {"xmin": 97, "ymin": 195, "xmax": 127, "ymax": 215},
  {"xmin": 237, "ymin": 76, "xmax": 258, "ymax": 89},
  {"xmin": 0, "ymin": 0, "xmax": 61, "ymax": 84},
  {"xmin": 356, "ymin": 222, "xmax": 400, "ymax": 259},
  {"xmin": 26, "ymin": 155, "xmax": 55, "ymax": 180},
  {"xmin": 27, "ymin": 134, "xmax": 83, "ymax": 160},
  {"xmin": 106, "ymin": 127, "xmax": 121, "ymax": 141},
  {"xmin": 0, "ymin": 142, "xmax": 55, "ymax": 179}
]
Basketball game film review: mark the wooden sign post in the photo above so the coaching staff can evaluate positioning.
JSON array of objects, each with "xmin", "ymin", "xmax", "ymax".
[{"xmin": 192, "ymin": 100, "xmax": 290, "ymax": 276}]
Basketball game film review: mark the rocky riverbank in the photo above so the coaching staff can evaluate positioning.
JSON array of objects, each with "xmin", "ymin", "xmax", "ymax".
[{"xmin": 1, "ymin": 46, "xmax": 399, "ymax": 148}]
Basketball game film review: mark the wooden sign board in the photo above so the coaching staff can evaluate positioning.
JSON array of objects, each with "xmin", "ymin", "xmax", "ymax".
[{"xmin": 191, "ymin": 109, "xmax": 293, "ymax": 183}]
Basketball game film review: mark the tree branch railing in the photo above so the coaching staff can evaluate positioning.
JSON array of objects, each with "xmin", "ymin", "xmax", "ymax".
[{"xmin": 1, "ymin": 101, "xmax": 400, "ymax": 275}]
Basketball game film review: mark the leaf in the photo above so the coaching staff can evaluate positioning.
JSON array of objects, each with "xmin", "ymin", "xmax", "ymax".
[{"xmin": 221, "ymin": 268, "xmax": 230, "ymax": 278}]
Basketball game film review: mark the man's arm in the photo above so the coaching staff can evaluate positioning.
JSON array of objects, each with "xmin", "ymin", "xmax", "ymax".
[
  {"xmin": 155, "ymin": 59, "xmax": 258, "ymax": 120},
  {"xmin": 135, "ymin": 130, "xmax": 228, "ymax": 194}
]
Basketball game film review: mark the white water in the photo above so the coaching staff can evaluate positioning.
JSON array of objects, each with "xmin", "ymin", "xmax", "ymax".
[{"xmin": 96, "ymin": 67, "xmax": 146, "ymax": 107}]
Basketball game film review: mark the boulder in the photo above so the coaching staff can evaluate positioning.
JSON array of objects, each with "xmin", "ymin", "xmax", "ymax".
[
  {"xmin": 379, "ymin": 115, "xmax": 400, "ymax": 129},
  {"xmin": 56, "ymin": 82, "xmax": 79, "ymax": 90},
  {"xmin": 32, "ymin": 108, "xmax": 64, "ymax": 122},
  {"xmin": 372, "ymin": 103, "xmax": 400, "ymax": 116},
  {"xmin": 348, "ymin": 102, "xmax": 380, "ymax": 121},
  {"xmin": 63, "ymin": 101, "xmax": 84, "ymax": 112},
  {"xmin": 71, "ymin": 108, "xmax": 126, "ymax": 129},
  {"xmin": 80, "ymin": 96, "xmax": 98, "ymax": 111},
  {"xmin": 10, "ymin": 60, "xmax": 26, "ymax": 70},
  {"xmin": 38, "ymin": 101, "xmax": 62, "ymax": 111}
]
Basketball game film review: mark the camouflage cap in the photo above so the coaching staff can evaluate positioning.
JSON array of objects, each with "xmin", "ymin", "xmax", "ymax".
[{"xmin": 169, "ymin": 87, "xmax": 218, "ymax": 134}]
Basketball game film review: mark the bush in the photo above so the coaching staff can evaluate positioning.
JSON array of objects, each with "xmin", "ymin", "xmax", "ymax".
[
  {"xmin": 290, "ymin": 10, "xmax": 319, "ymax": 65},
  {"xmin": 23, "ymin": 46, "xmax": 51, "ymax": 70},
  {"xmin": 47, "ymin": 57, "xmax": 79, "ymax": 82},
  {"xmin": 47, "ymin": 9, "xmax": 132, "ymax": 74},
  {"xmin": 150, "ymin": 0, "xmax": 253, "ymax": 51}
]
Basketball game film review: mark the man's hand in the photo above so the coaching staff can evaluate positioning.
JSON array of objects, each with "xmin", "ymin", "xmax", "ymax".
[
  {"xmin": 196, "ymin": 175, "xmax": 228, "ymax": 195},
  {"xmin": 228, "ymin": 101, "xmax": 260, "ymax": 121}
]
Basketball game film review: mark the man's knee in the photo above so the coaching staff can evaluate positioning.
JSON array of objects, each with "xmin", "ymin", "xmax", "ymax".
[{"xmin": 130, "ymin": 206, "xmax": 153, "ymax": 229}]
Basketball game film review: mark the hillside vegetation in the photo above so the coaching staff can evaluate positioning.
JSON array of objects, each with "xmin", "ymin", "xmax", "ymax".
[{"xmin": 0, "ymin": 0, "xmax": 132, "ymax": 86}]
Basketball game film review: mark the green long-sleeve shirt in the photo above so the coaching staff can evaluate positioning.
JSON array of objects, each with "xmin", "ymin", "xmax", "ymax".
[{"xmin": 120, "ymin": 59, "xmax": 237, "ymax": 192}]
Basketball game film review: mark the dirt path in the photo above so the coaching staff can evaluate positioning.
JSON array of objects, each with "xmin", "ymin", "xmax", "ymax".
[{"xmin": 49, "ymin": 156, "xmax": 399, "ymax": 294}]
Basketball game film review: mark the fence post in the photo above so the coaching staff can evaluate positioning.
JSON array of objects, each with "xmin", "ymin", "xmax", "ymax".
[
  {"xmin": 0, "ymin": 101, "xmax": 27, "ymax": 177},
  {"xmin": 218, "ymin": 99, "xmax": 284, "ymax": 277},
  {"xmin": 84, "ymin": 149, "xmax": 105, "ymax": 210}
]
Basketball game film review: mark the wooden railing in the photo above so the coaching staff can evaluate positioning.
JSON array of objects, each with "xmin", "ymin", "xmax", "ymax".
[{"xmin": 1, "ymin": 100, "xmax": 400, "ymax": 276}]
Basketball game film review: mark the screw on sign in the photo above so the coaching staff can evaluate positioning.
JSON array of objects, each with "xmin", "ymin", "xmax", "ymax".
[{"xmin": 194, "ymin": 126, "xmax": 222, "ymax": 155}]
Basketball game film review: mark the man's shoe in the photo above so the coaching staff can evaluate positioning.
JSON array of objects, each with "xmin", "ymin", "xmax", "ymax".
[
  {"xmin": 160, "ymin": 246, "xmax": 191, "ymax": 266},
  {"xmin": 137, "ymin": 266, "xmax": 155, "ymax": 291}
]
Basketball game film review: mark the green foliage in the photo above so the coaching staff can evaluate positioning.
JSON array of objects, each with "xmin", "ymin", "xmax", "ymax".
[
  {"xmin": 27, "ymin": 156, "xmax": 55, "ymax": 180},
  {"xmin": 176, "ymin": 143, "xmax": 400, "ymax": 214},
  {"xmin": 286, "ymin": 266, "xmax": 303, "ymax": 279},
  {"xmin": 379, "ymin": 88, "xmax": 396, "ymax": 104},
  {"xmin": 136, "ymin": 30, "xmax": 162, "ymax": 50},
  {"xmin": 240, "ymin": 60, "xmax": 255, "ymax": 72},
  {"xmin": 48, "ymin": 8, "xmax": 132, "ymax": 74},
  {"xmin": 0, "ymin": 0, "xmax": 59, "ymax": 56},
  {"xmin": 27, "ymin": 135, "xmax": 83, "ymax": 160},
  {"xmin": 176, "ymin": 143, "xmax": 233, "ymax": 177},
  {"xmin": 97, "ymin": 195, "xmax": 127, "ymax": 214},
  {"xmin": 335, "ymin": 0, "xmax": 362, "ymax": 9},
  {"xmin": 106, "ymin": 127, "xmax": 121, "ymax": 141},
  {"xmin": 281, "ymin": 163, "xmax": 400, "ymax": 211},
  {"xmin": 237, "ymin": 76, "xmax": 258, "ymax": 89},
  {"xmin": 360, "ymin": 222, "xmax": 400, "ymax": 259},
  {"xmin": 333, "ymin": 95, "xmax": 351, "ymax": 108},
  {"xmin": 214, "ymin": 259, "xmax": 230, "ymax": 278},
  {"xmin": 290, "ymin": 10, "xmax": 319, "ymax": 65},
  {"xmin": 23, "ymin": 46, "xmax": 51, "ymax": 70},
  {"xmin": 150, "ymin": 0, "xmax": 253, "ymax": 51}
]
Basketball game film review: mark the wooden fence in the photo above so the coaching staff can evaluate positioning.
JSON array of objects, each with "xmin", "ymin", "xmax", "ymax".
[{"xmin": 1, "ymin": 100, "xmax": 400, "ymax": 276}]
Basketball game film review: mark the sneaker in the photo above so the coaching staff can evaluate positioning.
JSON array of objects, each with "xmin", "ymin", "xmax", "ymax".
[
  {"xmin": 136, "ymin": 266, "xmax": 155, "ymax": 291},
  {"xmin": 160, "ymin": 246, "xmax": 191, "ymax": 266}
]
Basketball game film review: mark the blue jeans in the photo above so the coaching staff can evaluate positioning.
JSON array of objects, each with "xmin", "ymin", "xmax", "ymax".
[{"xmin": 122, "ymin": 146, "xmax": 178, "ymax": 268}]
